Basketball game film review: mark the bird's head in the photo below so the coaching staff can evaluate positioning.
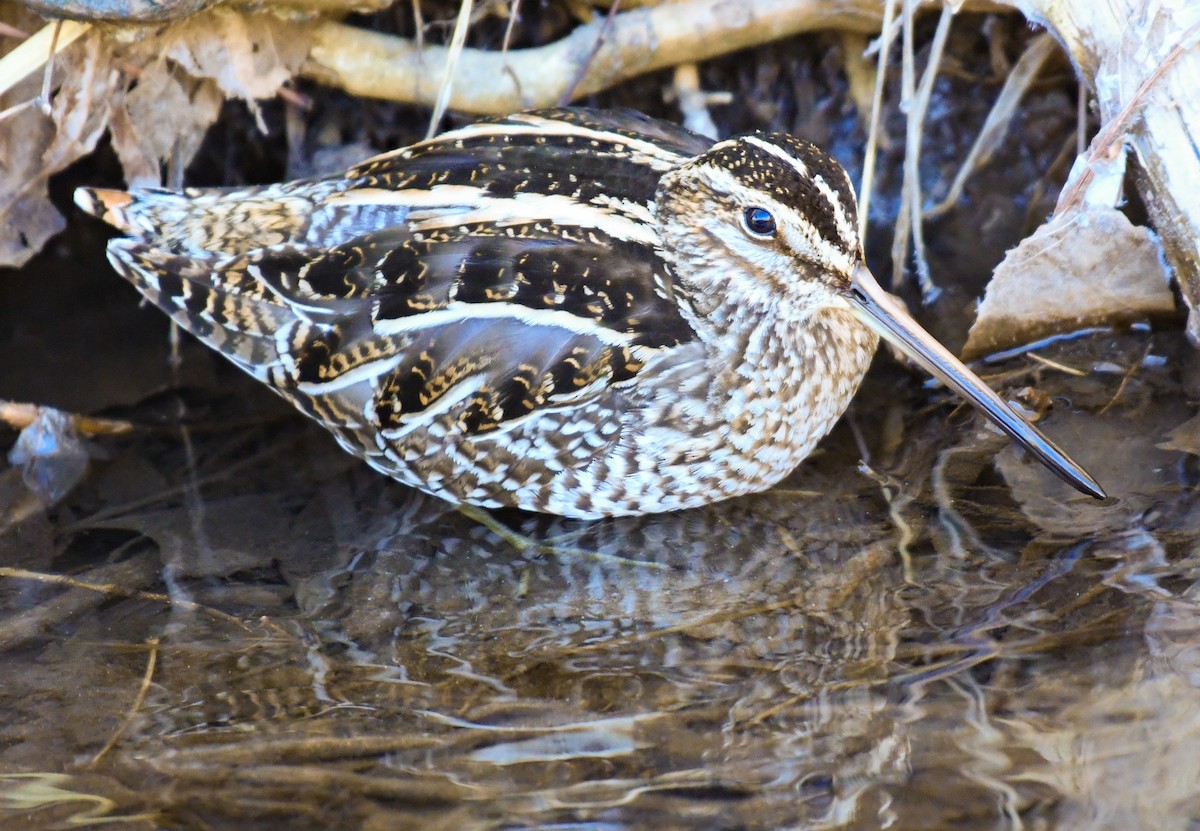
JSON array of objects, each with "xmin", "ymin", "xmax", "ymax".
[
  {"xmin": 653, "ymin": 133, "xmax": 862, "ymax": 319},
  {"xmin": 654, "ymin": 131, "xmax": 1105, "ymax": 501}
]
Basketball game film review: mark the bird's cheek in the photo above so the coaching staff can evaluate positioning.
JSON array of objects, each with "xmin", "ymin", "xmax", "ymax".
[{"xmin": 757, "ymin": 247, "xmax": 796, "ymax": 278}]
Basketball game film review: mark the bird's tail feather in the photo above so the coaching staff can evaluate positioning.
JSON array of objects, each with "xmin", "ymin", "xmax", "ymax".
[{"xmin": 74, "ymin": 181, "xmax": 355, "ymax": 256}]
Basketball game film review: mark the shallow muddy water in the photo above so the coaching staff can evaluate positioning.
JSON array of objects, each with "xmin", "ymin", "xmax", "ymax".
[{"xmin": 3, "ymin": 325, "xmax": 1199, "ymax": 830}]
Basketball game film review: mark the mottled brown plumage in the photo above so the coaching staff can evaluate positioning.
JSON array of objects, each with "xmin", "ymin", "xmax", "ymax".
[{"xmin": 76, "ymin": 108, "xmax": 1103, "ymax": 518}]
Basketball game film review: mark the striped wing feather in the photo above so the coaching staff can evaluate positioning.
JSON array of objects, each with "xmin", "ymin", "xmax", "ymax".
[
  {"xmin": 352, "ymin": 109, "xmax": 713, "ymax": 208},
  {"xmin": 84, "ymin": 108, "xmax": 713, "ymax": 472}
]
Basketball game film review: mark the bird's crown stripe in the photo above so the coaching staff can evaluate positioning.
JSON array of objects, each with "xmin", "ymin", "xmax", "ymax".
[{"xmin": 741, "ymin": 135, "xmax": 811, "ymax": 178}]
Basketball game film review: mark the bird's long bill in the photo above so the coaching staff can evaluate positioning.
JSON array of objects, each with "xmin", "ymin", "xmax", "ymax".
[{"xmin": 847, "ymin": 264, "xmax": 1106, "ymax": 499}]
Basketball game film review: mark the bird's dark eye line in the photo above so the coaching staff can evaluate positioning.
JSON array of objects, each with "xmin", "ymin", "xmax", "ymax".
[{"xmin": 742, "ymin": 206, "xmax": 776, "ymax": 239}]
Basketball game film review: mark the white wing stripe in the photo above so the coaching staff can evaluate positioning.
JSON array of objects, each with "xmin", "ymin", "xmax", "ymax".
[
  {"xmin": 329, "ymin": 187, "xmax": 660, "ymax": 245},
  {"xmin": 372, "ymin": 301, "xmax": 636, "ymax": 346},
  {"xmin": 295, "ymin": 353, "xmax": 408, "ymax": 395},
  {"xmin": 377, "ymin": 371, "xmax": 489, "ymax": 439}
]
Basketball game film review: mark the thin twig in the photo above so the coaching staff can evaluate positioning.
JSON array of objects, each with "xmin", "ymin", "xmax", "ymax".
[
  {"xmin": 0, "ymin": 566, "xmax": 284, "ymax": 635},
  {"xmin": 0, "ymin": 401, "xmax": 133, "ymax": 436},
  {"xmin": 858, "ymin": 0, "xmax": 899, "ymax": 241},
  {"xmin": 891, "ymin": 0, "xmax": 952, "ymax": 301},
  {"xmin": 90, "ymin": 637, "xmax": 159, "ymax": 767},
  {"xmin": 501, "ymin": 0, "xmax": 521, "ymax": 54},
  {"xmin": 557, "ymin": 0, "xmax": 621, "ymax": 106},
  {"xmin": 0, "ymin": 19, "xmax": 88, "ymax": 100},
  {"xmin": 926, "ymin": 32, "xmax": 1058, "ymax": 218},
  {"xmin": 426, "ymin": 0, "xmax": 474, "ymax": 139}
]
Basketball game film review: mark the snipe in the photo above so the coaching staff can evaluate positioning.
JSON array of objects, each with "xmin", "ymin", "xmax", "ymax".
[{"xmin": 76, "ymin": 108, "xmax": 1104, "ymax": 518}]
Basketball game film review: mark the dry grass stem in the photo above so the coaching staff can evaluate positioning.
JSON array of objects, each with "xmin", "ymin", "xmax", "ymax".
[
  {"xmin": 926, "ymin": 32, "xmax": 1058, "ymax": 218},
  {"xmin": 892, "ymin": 1, "xmax": 953, "ymax": 301},
  {"xmin": 426, "ymin": 0, "xmax": 474, "ymax": 138},
  {"xmin": 0, "ymin": 565, "xmax": 270, "ymax": 634},
  {"xmin": 501, "ymin": 0, "xmax": 522, "ymax": 53},
  {"xmin": 411, "ymin": 0, "xmax": 425, "ymax": 53},
  {"xmin": 0, "ymin": 19, "xmax": 88, "ymax": 100},
  {"xmin": 90, "ymin": 637, "xmax": 159, "ymax": 767},
  {"xmin": 858, "ymin": 0, "xmax": 899, "ymax": 238},
  {"xmin": 1025, "ymin": 352, "xmax": 1087, "ymax": 376},
  {"xmin": 889, "ymin": 0, "xmax": 916, "ymax": 290}
]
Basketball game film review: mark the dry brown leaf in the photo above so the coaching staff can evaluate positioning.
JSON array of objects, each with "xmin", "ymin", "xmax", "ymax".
[
  {"xmin": 0, "ymin": 12, "xmax": 112, "ymax": 267},
  {"xmin": 160, "ymin": 8, "xmax": 315, "ymax": 109},
  {"xmin": 0, "ymin": 32, "xmax": 120, "ymax": 265},
  {"xmin": 0, "ymin": 104, "xmax": 62, "ymax": 267},
  {"xmin": 109, "ymin": 66, "xmax": 222, "ymax": 187},
  {"xmin": 962, "ymin": 208, "xmax": 1178, "ymax": 361},
  {"xmin": 0, "ymin": 5, "xmax": 315, "ymax": 266},
  {"xmin": 110, "ymin": 9, "xmax": 313, "ymax": 179},
  {"xmin": 42, "ymin": 31, "xmax": 121, "ymax": 174}
]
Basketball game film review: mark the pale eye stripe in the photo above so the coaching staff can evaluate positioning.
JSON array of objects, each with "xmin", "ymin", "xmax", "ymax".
[
  {"xmin": 697, "ymin": 164, "xmax": 854, "ymax": 275},
  {"xmin": 778, "ymin": 216, "xmax": 855, "ymax": 277},
  {"xmin": 742, "ymin": 136, "xmax": 857, "ymax": 251}
]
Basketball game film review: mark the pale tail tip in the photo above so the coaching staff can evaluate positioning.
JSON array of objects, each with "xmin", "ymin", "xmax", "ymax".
[{"xmin": 74, "ymin": 187, "xmax": 133, "ymax": 228}]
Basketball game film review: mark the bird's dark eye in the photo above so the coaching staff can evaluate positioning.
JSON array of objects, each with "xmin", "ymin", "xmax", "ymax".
[{"xmin": 742, "ymin": 206, "xmax": 776, "ymax": 238}]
